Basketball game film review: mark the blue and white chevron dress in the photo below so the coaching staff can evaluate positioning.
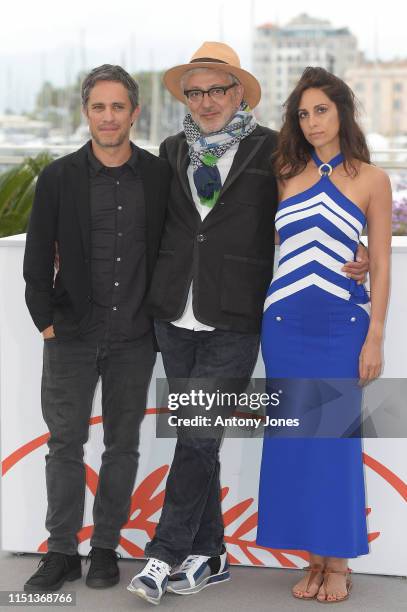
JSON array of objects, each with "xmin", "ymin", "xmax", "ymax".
[{"xmin": 256, "ymin": 151, "xmax": 370, "ymax": 558}]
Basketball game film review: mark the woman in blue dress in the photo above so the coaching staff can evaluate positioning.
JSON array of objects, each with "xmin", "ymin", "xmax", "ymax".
[{"xmin": 257, "ymin": 67, "xmax": 392, "ymax": 603}]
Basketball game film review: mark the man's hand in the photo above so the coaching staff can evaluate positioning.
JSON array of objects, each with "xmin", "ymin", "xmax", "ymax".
[
  {"xmin": 342, "ymin": 243, "xmax": 369, "ymax": 284},
  {"xmin": 42, "ymin": 325, "xmax": 55, "ymax": 339}
]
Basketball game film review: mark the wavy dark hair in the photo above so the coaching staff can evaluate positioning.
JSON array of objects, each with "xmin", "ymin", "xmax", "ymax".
[{"xmin": 274, "ymin": 67, "xmax": 370, "ymax": 180}]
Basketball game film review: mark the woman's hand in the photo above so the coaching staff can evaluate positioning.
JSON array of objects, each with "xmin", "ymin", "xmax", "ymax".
[{"xmin": 359, "ymin": 337, "xmax": 382, "ymax": 385}]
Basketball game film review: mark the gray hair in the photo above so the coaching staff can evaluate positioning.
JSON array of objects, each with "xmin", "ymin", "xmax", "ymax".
[
  {"xmin": 81, "ymin": 64, "xmax": 139, "ymax": 110},
  {"xmin": 180, "ymin": 67, "xmax": 240, "ymax": 91}
]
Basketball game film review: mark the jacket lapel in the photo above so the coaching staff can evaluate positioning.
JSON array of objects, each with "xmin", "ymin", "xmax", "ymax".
[
  {"xmin": 69, "ymin": 144, "xmax": 91, "ymax": 258},
  {"xmin": 219, "ymin": 127, "xmax": 267, "ymax": 198},
  {"xmin": 177, "ymin": 139, "xmax": 194, "ymax": 204},
  {"xmin": 138, "ymin": 147, "xmax": 159, "ymax": 238}
]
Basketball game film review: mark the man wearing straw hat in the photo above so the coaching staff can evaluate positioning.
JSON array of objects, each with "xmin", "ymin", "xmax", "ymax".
[
  {"xmin": 124, "ymin": 41, "xmax": 276, "ymax": 606},
  {"xmin": 127, "ymin": 41, "xmax": 368, "ymax": 605}
]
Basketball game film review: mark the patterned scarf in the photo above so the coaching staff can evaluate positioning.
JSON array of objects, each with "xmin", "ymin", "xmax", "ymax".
[{"xmin": 183, "ymin": 102, "xmax": 257, "ymax": 208}]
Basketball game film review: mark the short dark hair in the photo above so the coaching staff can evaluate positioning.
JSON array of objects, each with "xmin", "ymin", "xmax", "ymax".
[
  {"xmin": 81, "ymin": 64, "xmax": 139, "ymax": 110},
  {"xmin": 274, "ymin": 66, "xmax": 370, "ymax": 179}
]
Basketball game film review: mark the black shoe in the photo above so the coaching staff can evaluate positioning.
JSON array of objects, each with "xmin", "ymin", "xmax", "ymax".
[
  {"xmin": 85, "ymin": 547, "xmax": 120, "ymax": 588},
  {"xmin": 24, "ymin": 551, "xmax": 82, "ymax": 592}
]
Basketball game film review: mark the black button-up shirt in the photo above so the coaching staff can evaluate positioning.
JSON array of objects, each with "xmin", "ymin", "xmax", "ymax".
[{"xmin": 83, "ymin": 142, "xmax": 150, "ymax": 343}]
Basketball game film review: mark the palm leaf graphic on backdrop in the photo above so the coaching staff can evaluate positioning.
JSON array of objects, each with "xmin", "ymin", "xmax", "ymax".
[
  {"xmin": 0, "ymin": 153, "xmax": 53, "ymax": 238},
  {"xmin": 38, "ymin": 464, "xmax": 381, "ymax": 566}
]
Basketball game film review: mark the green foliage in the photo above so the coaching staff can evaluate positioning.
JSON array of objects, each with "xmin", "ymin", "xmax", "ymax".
[
  {"xmin": 34, "ymin": 76, "xmax": 83, "ymax": 132},
  {"xmin": 0, "ymin": 153, "xmax": 54, "ymax": 238}
]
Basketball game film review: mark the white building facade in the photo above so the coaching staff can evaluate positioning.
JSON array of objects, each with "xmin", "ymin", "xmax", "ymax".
[
  {"xmin": 253, "ymin": 13, "xmax": 359, "ymax": 128},
  {"xmin": 346, "ymin": 62, "xmax": 407, "ymax": 137}
]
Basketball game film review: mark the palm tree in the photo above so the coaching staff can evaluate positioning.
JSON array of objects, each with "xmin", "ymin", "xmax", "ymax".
[{"xmin": 0, "ymin": 153, "xmax": 54, "ymax": 238}]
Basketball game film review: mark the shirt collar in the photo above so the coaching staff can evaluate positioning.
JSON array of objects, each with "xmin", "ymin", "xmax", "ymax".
[{"xmin": 87, "ymin": 141, "xmax": 139, "ymax": 178}]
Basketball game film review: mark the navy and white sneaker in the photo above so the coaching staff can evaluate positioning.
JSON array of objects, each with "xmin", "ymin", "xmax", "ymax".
[
  {"xmin": 127, "ymin": 558, "xmax": 171, "ymax": 605},
  {"xmin": 167, "ymin": 551, "xmax": 230, "ymax": 595}
]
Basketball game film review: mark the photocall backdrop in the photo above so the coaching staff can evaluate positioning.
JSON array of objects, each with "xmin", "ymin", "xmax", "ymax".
[{"xmin": 1, "ymin": 235, "xmax": 406, "ymax": 576}]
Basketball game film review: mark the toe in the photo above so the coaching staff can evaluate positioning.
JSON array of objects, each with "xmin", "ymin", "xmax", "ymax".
[
  {"xmin": 328, "ymin": 591, "xmax": 343, "ymax": 601},
  {"xmin": 317, "ymin": 586, "xmax": 326, "ymax": 601}
]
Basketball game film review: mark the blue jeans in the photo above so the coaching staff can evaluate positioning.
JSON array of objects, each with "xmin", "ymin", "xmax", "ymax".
[{"xmin": 144, "ymin": 321, "xmax": 260, "ymax": 566}]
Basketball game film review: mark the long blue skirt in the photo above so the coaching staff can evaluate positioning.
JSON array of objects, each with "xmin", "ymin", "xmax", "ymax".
[{"xmin": 257, "ymin": 291, "xmax": 370, "ymax": 558}]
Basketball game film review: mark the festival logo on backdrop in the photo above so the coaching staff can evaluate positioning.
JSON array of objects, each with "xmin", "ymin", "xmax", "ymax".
[{"xmin": 2, "ymin": 413, "xmax": 407, "ymax": 567}]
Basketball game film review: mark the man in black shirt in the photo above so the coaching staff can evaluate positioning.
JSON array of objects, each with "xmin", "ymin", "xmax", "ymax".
[{"xmin": 23, "ymin": 65, "xmax": 170, "ymax": 592}]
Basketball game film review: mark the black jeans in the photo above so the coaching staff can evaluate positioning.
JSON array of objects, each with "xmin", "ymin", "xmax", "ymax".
[
  {"xmin": 144, "ymin": 321, "xmax": 260, "ymax": 566},
  {"xmin": 41, "ymin": 333, "xmax": 155, "ymax": 555}
]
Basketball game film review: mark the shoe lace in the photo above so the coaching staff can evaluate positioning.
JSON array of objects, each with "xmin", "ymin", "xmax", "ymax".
[
  {"xmin": 36, "ymin": 552, "xmax": 66, "ymax": 575},
  {"xmin": 179, "ymin": 555, "xmax": 204, "ymax": 572},
  {"xmin": 144, "ymin": 558, "xmax": 170, "ymax": 580},
  {"xmin": 86, "ymin": 548, "xmax": 121, "ymax": 569}
]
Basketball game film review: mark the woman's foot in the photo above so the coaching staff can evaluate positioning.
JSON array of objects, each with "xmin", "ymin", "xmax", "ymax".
[
  {"xmin": 292, "ymin": 556, "xmax": 325, "ymax": 600},
  {"xmin": 317, "ymin": 558, "xmax": 352, "ymax": 603}
]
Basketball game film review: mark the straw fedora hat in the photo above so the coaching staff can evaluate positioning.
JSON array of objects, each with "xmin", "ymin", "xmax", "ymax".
[{"xmin": 163, "ymin": 41, "xmax": 261, "ymax": 109}]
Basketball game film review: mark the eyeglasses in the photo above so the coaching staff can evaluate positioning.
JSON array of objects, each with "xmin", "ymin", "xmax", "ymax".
[{"xmin": 183, "ymin": 83, "xmax": 237, "ymax": 103}]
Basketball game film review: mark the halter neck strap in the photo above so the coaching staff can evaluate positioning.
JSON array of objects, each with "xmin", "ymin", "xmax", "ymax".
[{"xmin": 311, "ymin": 150, "xmax": 344, "ymax": 176}]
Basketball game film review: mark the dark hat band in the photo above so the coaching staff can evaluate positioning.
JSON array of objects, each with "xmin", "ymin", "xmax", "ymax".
[{"xmin": 190, "ymin": 57, "xmax": 228, "ymax": 64}]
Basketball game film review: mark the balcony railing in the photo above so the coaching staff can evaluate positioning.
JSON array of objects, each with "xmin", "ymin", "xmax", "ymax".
[
  {"xmin": 1, "ymin": 146, "xmax": 406, "ymax": 236},
  {"xmin": 0, "ymin": 144, "xmax": 159, "ymax": 167},
  {"xmin": 0, "ymin": 145, "xmax": 406, "ymax": 167}
]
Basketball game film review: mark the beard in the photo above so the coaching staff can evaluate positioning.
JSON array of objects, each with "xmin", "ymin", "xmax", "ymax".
[
  {"xmin": 91, "ymin": 127, "xmax": 128, "ymax": 148},
  {"xmin": 193, "ymin": 108, "xmax": 237, "ymax": 136}
]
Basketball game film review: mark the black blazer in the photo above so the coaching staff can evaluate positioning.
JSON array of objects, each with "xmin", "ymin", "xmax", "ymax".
[
  {"xmin": 23, "ymin": 141, "xmax": 170, "ymax": 336},
  {"xmin": 147, "ymin": 125, "xmax": 279, "ymax": 334}
]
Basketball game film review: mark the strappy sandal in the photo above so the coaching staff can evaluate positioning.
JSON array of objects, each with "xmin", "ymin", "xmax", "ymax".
[
  {"xmin": 317, "ymin": 567, "xmax": 352, "ymax": 604},
  {"xmin": 292, "ymin": 564, "xmax": 325, "ymax": 601}
]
